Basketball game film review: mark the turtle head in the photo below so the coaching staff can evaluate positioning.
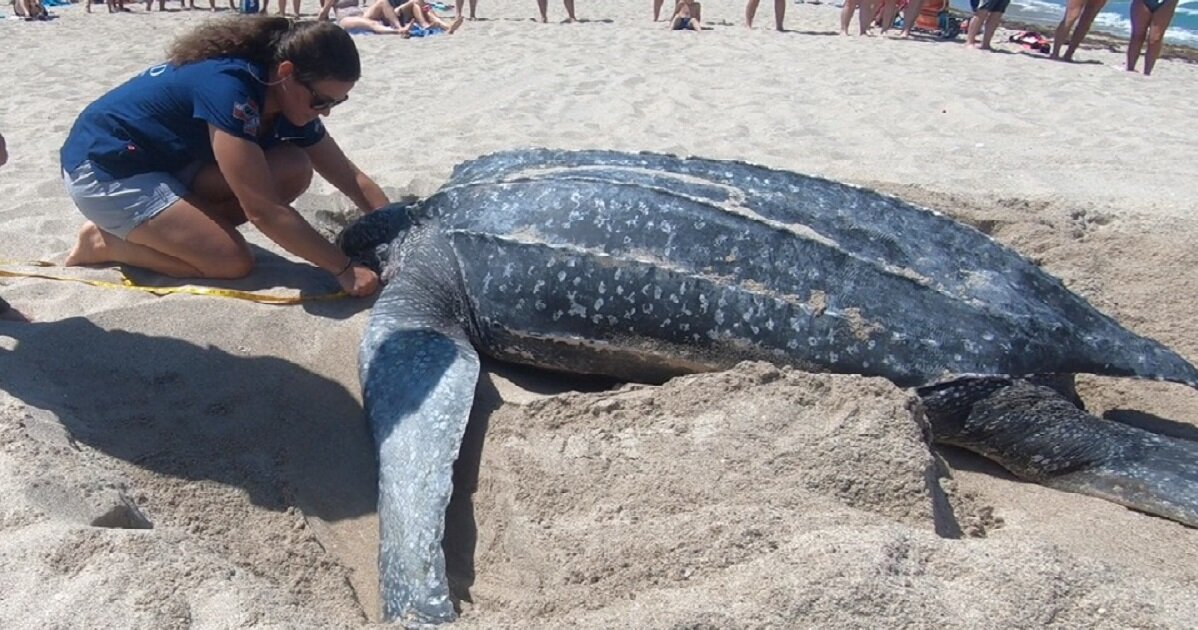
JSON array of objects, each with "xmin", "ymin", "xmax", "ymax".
[{"xmin": 336, "ymin": 202, "xmax": 418, "ymax": 279}]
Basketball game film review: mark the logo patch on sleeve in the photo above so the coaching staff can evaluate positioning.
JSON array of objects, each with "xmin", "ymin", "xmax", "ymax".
[{"xmin": 232, "ymin": 100, "xmax": 261, "ymax": 137}]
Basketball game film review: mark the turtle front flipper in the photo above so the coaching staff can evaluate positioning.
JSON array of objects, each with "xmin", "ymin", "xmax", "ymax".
[
  {"xmin": 362, "ymin": 323, "xmax": 479, "ymax": 623},
  {"xmin": 359, "ymin": 231, "xmax": 481, "ymax": 623},
  {"xmin": 918, "ymin": 377, "xmax": 1198, "ymax": 528}
]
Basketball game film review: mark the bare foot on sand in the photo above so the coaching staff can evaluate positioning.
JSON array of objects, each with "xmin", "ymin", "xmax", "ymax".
[{"xmin": 64, "ymin": 222, "xmax": 112, "ymax": 267}]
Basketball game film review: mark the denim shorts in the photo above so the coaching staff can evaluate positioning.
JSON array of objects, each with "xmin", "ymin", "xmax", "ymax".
[{"xmin": 62, "ymin": 160, "xmax": 204, "ymax": 239}]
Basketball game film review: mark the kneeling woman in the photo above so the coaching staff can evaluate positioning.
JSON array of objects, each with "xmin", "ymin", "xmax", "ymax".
[{"xmin": 62, "ymin": 18, "xmax": 388, "ymax": 297}]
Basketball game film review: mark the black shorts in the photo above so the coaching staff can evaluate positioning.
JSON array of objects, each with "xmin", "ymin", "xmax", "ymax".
[{"xmin": 970, "ymin": 0, "xmax": 1010, "ymax": 12}]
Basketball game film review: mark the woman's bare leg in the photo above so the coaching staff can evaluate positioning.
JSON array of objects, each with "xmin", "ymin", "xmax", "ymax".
[
  {"xmin": 1052, "ymin": 0, "xmax": 1084, "ymax": 58},
  {"xmin": 966, "ymin": 8, "xmax": 986, "ymax": 46},
  {"xmin": 1063, "ymin": 0, "xmax": 1108, "ymax": 59},
  {"xmin": 1143, "ymin": 0, "xmax": 1178, "ymax": 75},
  {"xmin": 880, "ymin": 0, "xmax": 898, "ymax": 32},
  {"xmin": 898, "ymin": 0, "xmax": 924, "ymax": 36},
  {"xmin": 840, "ymin": 0, "xmax": 857, "ymax": 34},
  {"xmin": 857, "ymin": 0, "xmax": 872, "ymax": 34},
  {"xmin": 1127, "ymin": 0, "xmax": 1150, "ymax": 71},
  {"xmin": 365, "ymin": 0, "xmax": 406, "ymax": 28},
  {"xmin": 980, "ymin": 10, "xmax": 1002, "ymax": 48},
  {"xmin": 65, "ymin": 145, "xmax": 313, "ymax": 279}
]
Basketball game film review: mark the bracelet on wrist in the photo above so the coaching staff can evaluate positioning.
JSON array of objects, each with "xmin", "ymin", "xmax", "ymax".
[{"xmin": 334, "ymin": 260, "xmax": 354, "ymax": 277}]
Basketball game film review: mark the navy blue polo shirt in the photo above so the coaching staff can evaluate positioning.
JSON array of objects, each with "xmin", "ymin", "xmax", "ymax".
[{"xmin": 60, "ymin": 58, "xmax": 326, "ymax": 181}]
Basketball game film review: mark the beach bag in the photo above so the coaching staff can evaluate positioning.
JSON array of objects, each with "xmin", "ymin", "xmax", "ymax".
[
  {"xmin": 937, "ymin": 11, "xmax": 960, "ymax": 39},
  {"xmin": 240, "ymin": 0, "xmax": 259, "ymax": 13}
]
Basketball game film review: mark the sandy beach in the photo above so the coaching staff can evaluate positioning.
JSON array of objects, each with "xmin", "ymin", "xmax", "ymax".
[{"xmin": 2, "ymin": 1, "xmax": 1197, "ymax": 627}]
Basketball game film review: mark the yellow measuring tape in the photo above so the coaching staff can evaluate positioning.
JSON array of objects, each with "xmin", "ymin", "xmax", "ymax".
[{"xmin": 0, "ymin": 260, "xmax": 346, "ymax": 305}]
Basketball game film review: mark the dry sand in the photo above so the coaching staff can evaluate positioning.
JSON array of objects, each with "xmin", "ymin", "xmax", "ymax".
[{"xmin": 2, "ymin": 1, "xmax": 1197, "ymax": 627}]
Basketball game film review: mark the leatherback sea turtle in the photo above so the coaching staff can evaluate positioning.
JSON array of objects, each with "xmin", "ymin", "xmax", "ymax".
[{"xmin": 338, "ymin": 149, "xmax": 1198, "ymax": 624}]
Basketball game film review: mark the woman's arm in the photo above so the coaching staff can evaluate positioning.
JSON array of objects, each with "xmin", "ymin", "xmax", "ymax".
[
  {"xmin": 210, "ymin": 125, "xmax": 378, "ymax": 296},
  {"xmin": 305, "ymin": 134, "xmax": 391, "ymax": 212}
]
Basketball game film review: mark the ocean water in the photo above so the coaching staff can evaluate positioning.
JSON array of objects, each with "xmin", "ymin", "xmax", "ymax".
[{"xmin": 947, "ymin": 0, "xmax": 1198, "ymax": 47}]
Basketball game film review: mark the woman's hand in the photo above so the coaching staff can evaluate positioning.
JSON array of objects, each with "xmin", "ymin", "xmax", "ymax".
[{"xmin": 337, "ymin": 263, "xmax": 380, "ymax": 297}]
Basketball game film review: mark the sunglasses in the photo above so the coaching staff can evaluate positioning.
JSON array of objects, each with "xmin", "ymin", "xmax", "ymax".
[{"xmin": 297, "ymin": 78, "xmax": 349, "ymax": 112}]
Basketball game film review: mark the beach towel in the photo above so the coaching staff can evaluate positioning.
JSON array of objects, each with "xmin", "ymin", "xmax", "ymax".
[
  {"xmin": 1009, "ymin": 30, "xmax": 1051, "ymax": 54},
  {"xmin": 407, "ymin": 23, "xmax": 443, "ymax": 37}
]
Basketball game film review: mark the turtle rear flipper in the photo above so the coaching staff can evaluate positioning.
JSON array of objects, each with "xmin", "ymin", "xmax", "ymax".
[
  {"xmin": 1047, "ymin": 430, "xmax": 1198, "ymax": 527},
  {"xmin": 919, "ymin": 378, "xmax": 1198, "ymax": 527}
]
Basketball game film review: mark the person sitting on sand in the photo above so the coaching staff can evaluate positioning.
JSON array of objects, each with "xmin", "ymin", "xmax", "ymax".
[
  {"xmin": 669, "ymin": 0, "xmax": 699, "ymax": 30},
  {"xmin": 12, "ymin": 0, "xmax": 49, "ymax": 19},
  {"xmin": 965, "ymin": 0, "xmax": 1009, "ymax": 50},
  {"xmin": 391, "ymin": 0, "xmax": 464, "ymax": 33},
  {"xmin": 61, "ymin": 17, "xmax": 389, "ymax": 298},
  {"xmin": 1051, "ymin": 0, "xmax": 1108, "ymax": 61},
  {"xmin": 320, "ymin": 0, "xmax": 410, "ymax": 34},
  {"xmin": 745, "ymin": 0, "xmax": 784, "ymax": 30},
  {"xmin": 1127, "ymin": 0, "xmax": 1180, "ymax": 75},
  {"xmin": 536, "ymin": 0, "xmax": 576, "ymax": 23}
]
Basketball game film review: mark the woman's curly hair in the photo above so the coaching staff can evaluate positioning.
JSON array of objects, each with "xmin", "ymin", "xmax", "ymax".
[{"xmin": 168, "ymin": 17, "xmax": 360, "ymax": 83}]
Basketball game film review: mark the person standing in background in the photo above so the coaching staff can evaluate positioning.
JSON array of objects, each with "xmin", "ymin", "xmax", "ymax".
[
  {"xmin": 1127, "ymin": 0, "xmax": 1180, "ymax": 75},
  {"xmin": 745, "ymin": 0, "xmax": 785, "ymax": 30}
]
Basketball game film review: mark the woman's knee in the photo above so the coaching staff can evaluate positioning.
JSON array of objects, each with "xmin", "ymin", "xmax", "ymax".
[
  {"xmin": 196, "ymin": 244, "xmax": 254, "ymax": 279},
  {"xmin": 266, "ymin": 144, "xmax": 314, "ymax": 203}
]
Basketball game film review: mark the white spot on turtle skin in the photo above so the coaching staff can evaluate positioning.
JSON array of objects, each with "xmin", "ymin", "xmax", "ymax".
[
  {"xmin": 616, "ymin": 285, "xmax": 625, "ymax": 295},
  {"xmin": 557, "ymin": 271, "xmax": 567, "ymax": 282},
  {"xmin": 714, "ymin": 311, "xmax": 725, "ymax": 325},
  {"xmin": 533, "ymin": 280, "xmax": 545, "ymax": 293},
  {"xmin": 594, "ymin": 298, "xmax": 605, "ymax": 310},
  {"xmin": 553, "ymin": 310, "xmax": 564, "ymax": 321},
  {"xmin": 483, "ymin": 272, "xmax": 493, "ymax": 292},
  {"xmin": 598, "ymin": 281, "xmax": 607, "ymax": 294},
  {"xmin": 536, "ymin": 300, "xmax": 547, "ymax": 311}
]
